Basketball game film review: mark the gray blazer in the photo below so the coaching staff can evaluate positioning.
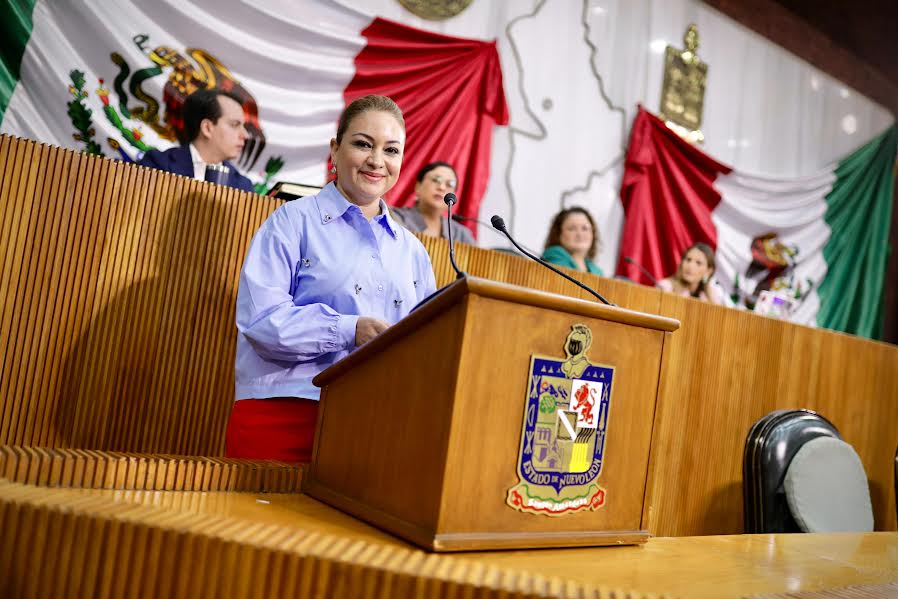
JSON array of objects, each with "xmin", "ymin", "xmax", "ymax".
[{"xmin": 390, "ymin": 206, "xmax": 476, "ymax": 246}]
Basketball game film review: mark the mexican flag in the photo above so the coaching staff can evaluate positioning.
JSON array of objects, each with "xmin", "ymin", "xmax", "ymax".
[
  {"xmin": 0, "ymin": 0, "xmax": 507, "ymax": 225},
  {"xmin": 618, "ymin": 107, "xmax": 896, "ymax": 340}
]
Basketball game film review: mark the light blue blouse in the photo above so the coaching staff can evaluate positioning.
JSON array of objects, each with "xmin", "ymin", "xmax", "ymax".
[{"xmin": 235, "ymin": 183, "xmax": 437, "ymax": 401}]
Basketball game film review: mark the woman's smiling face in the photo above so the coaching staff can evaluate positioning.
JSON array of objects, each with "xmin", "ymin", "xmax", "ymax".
[{"xmin": 330, "ymin": 110, "xmax": 405, "ymax": 207}]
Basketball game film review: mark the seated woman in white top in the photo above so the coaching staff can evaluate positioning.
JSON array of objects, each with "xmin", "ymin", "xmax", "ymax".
[{"xmin": 657, "ymin": 242, "xmax": 728, "ymax": 305}]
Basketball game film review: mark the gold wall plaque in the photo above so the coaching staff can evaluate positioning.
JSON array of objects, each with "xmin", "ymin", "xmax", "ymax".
[
  {"xmin": 397, "ymin": 0, "xmax": 473, "ymax": 21},
  {"xmin": 660, "ymin": 24, "xmax": 707, "ymax": 143}
]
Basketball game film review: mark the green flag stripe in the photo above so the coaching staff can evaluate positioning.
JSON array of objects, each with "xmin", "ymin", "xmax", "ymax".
[
  {"xmin": 817, "ymin": 125, "xmax": 897, "ymax": 339},
  {"xmin": 0, "ymin": 0, "xmax": 38, "ymax": 120}
]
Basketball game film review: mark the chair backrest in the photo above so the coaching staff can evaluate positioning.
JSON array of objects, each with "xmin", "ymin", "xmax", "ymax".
[
  {"xmin": 742, "ymin": 409, "xmax": 841, "ymax": 533},
  {"xmin": 894, "ymin": 443, "xmax": 898, "ymax": 524},
  {"xmin": 784, "ymin": 435, "xmax": 873, "ymax": 532}
]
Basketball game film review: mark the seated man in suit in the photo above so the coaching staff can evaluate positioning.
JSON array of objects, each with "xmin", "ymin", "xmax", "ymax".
[{"xmin": 140, "ymin": 89, "xmax": 253, "ymax": 192}]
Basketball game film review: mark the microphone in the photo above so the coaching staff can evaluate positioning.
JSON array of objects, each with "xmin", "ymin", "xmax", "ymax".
[
  {"xmin": 490, "ymin": 215, "xmax": 613, "ymax": 306},
  {"xmin": 624, "ymin": 256, "xmax": 658, "ymax": 285},
  {"xmin": 451, "ymin": 214, "xmax": 539, "ymax": 255},
  {"xmin": 444, "ymin": 193, "xmax": 466, "ymax": 280}
]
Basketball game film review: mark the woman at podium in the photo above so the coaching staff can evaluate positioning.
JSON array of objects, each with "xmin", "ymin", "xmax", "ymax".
[{"xmin": 227, "ymin": 95, "xmax": 437, "ymax": 462}]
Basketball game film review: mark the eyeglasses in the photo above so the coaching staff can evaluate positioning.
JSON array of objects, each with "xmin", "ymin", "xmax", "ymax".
[{"xmin": 427, "ymin": 175, "xmax": 457, "ymax": 190}]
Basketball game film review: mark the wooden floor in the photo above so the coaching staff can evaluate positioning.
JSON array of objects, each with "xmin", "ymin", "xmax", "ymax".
[{"xmin": 79, "ymin": 487, "xmax": 898, "ymax": 599}]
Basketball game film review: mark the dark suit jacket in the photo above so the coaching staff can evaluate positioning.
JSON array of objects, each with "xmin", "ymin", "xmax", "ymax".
[{"xmin": 139, "ymin": 145, "xmax": 254, "ymax": 192}]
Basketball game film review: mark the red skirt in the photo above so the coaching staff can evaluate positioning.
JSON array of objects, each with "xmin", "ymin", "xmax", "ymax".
[{"xmin": 225, "ymin": 397, "xmax": 319, "ymax": 463}]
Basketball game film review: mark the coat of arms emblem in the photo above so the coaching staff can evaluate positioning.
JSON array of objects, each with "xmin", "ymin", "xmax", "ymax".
[{"xmin": 507, "ymin": 324, "xmax": 614, "ymax": 516}]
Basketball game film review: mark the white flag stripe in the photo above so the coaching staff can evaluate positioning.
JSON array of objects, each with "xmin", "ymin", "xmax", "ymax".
[
  {"xmin": 2, "ymin": 0, "xmax": 372, "ymax": 185},
  {"xmin": 712, "ymin": 167, "xmax": 837, "ymax": 325}
]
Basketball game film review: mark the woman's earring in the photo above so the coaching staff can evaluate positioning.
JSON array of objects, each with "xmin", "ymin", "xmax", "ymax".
[{"xmin": 329, "ymin": 166, "xmax": 336, "ymax": 174}]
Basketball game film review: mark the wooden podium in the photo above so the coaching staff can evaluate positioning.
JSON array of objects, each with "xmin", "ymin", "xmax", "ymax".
[{"xmin": 304, "ymin": 277, "xmax": 679, "ymax": 551}]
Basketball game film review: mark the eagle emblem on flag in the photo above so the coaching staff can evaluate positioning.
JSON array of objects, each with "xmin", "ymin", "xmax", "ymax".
[
  {"xmin": 63, "ymin": 34, "xmax": 283, "ymax": 192},
  {"xmin": 506, "ymin": 324, "xmax": 614, "ymax": 516}
]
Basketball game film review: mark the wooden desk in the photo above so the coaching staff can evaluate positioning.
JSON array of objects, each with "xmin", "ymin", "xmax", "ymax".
[
  {"xmin": 57, "ymin": 486, "xmax": 898, "ymax": 599},
  {"xmin": 1, "ymin": 134, "xmax": 897, "ymax": 540}
]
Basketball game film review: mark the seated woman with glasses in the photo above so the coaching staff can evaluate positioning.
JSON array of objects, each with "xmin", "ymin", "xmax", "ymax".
[
  {"xmin": 541, "ymin": 206, "xmax": 604, "ymax": 275},
  {"xmin": 390, "ymin": 161, "xmax": 475, "ymax": 245}
]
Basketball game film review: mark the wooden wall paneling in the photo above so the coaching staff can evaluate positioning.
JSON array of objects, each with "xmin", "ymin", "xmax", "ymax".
[
  {"xmin": 33, "ymin": 144, "xmax": 79, "ymax": 448},
  {"xmin": 11, "ymin": 142, "xmax": 52, "ymax": 444},
  {"xmin": 5, "ymin": 141, "xmax": 46, "ymax": 448},
  {"xmin": 799, "ymin": 329, "xmax": 898, "ymax": 531},
  {"xmin": 146, "ymin": 174, "xmax": 193, "ymax": 452},
  {"xmin": 173, "ymin": 180, "xmax": 220, "ymax": 452},
  {"xmin": 159, "ymin": 175, "xmax": 204, "ymax": 452},
  {"xmin": 646, "ymin": 295, "xmax": 793, "ymax": 536},
  {"xmin": 177, "ymin": 185, "xmax": 227, "ymax": 454},
  {"xmin": 65, "ymin": 156, "xmax": 116, "ymax": 448},
  {"xmin": 178, "ymin": 181, "xmax": 237, "ymax": 455},
  {"xmin": 150, "ymin": 174, "xmax": 195, "ymax": 452},
  {"xmin": 46, "ymin": 147, "xmax": 87, "ymax": 447},
  {"xmin": 24, "ymin": 144, "xmax": 62, "ymax": 448},
  {"xmin": 0, "ymin": 139, "xmax": 35, "ymax": 444},
  {"xmin": 102, "ymin": 160, "xmax": 145, "ymax": 449},
  {"xmin": 66, "ymin": 150, "xmax": 118, "ymax": 449},
  {"xmin": 138, "ymin": 166, "xmax": 177, "ymax": 453}
]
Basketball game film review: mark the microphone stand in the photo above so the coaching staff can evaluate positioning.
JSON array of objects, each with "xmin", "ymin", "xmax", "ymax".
[
  {"xmin": 451, "ymin": 214, "xmax": 539, "ymax": 256},
  {"xmin": 624, "ymin": 256, "xmax": 659, "ymax": 285},
  {"xmin": 443, "ymin": 193, "xmax": 466, "ymax": 279},
  {"xmin": 491, "ymin": 215, "xmax": 614, "ymax": 306}
]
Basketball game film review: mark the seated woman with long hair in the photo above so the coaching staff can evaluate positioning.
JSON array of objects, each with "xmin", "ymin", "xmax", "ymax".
[
  {"xmin": 657, "ymin": 243, "xmax": 727, "ymax": 305},
  {"xmin": 541, "ymin": 207, "xmax": 603, "ymax": 275}
]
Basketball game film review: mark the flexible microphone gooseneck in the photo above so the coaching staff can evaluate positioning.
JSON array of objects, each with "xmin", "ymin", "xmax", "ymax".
[
  {"xmin": 490, "ymin": 215, "xmax": 614, "ymax": 306},
  {"xmin": 451, "ymin": 213, "xmax": 540, "ymax": 255},
  {"xmin": 444, "ymin": 193, "xmax": 466, "ymax": 280},
  {"xmin": 624, "ymin": 256, "xmax": 659, "ymax": 285}
]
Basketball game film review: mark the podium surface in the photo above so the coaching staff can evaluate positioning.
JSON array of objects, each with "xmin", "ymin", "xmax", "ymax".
[{"xmin": 305, "ymin": 277, "xmax": 679, "ymax": 551}]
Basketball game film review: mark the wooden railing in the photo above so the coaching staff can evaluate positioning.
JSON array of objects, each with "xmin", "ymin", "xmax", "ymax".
[{"xmin": 1, "ymin": 135, "xmax": 896, "ymax": 536}]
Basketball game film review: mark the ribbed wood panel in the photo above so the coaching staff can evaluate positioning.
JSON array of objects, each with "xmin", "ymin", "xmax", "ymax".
[
  {"xmin": 0, "ymin": 136, "xmax": 280, "ymax": 455},
  {"xmin": 0, "ymin": 479, "xmax": 662, "ymax": 599},
  {"xmin": 1, "ymin": 135, "xmax": 896, "ymax": 536},
  {"xmin": 0, "ymin": 445, "xmax": 303, "ymax": 492},
  {"xmin": 644, "ymin": 293, "xmax": 898, "ymax": 535}
]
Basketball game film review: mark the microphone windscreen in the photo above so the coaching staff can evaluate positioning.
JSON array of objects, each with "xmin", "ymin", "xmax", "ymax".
[
  {"xmin": 490, "ymin": 215, "xmax": 506, "ymax": 231},
  {"xmin": 443, "ymin": 193, "xmax": 457, "ymax": 206}
]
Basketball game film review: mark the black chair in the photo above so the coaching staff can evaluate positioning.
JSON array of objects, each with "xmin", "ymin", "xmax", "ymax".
[{"xmin": 742, "ymin": 409, "xmax": 841, "ymax": 533}]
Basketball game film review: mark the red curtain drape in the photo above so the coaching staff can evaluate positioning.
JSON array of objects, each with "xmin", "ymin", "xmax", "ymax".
[
  {"xmin": 616, "ymin": 107, "xmax": 732, "ymax": 284},
  {"xmin": 341, "ymin": 18, "xmax": 509, "ymax": 237}
]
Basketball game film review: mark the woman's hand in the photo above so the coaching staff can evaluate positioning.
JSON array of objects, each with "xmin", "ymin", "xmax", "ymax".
[{"xmin": 355, "ymin": 317, "xmax": 390, "ymax": 347}]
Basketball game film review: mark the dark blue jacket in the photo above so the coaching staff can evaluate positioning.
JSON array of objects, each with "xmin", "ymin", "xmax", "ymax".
[{"xmin": 139, "ymin": 145, "xmax": 254, "ymax": 192}]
